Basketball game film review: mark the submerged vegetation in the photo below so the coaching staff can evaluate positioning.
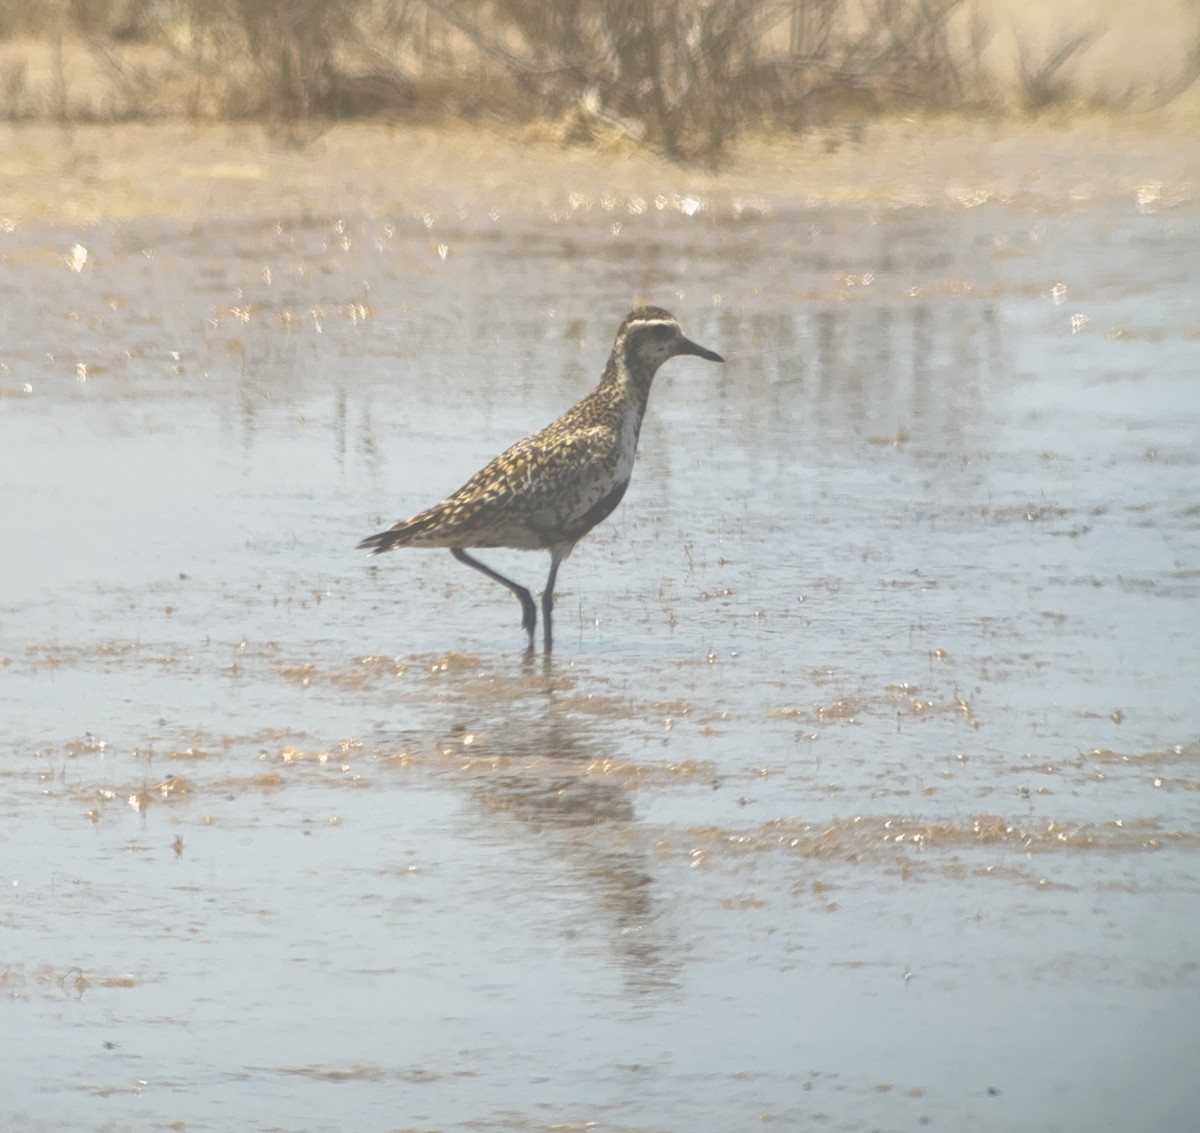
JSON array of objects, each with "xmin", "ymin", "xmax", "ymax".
[{"xmin": 0, "ymin": 0, "xmax": 1197, "ymax": 158}]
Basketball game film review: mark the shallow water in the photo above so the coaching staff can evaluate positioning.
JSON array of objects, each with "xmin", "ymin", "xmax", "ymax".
[{"xmin": 2, "ymin": 128, "xmax": 1200, "ymax": 1132}]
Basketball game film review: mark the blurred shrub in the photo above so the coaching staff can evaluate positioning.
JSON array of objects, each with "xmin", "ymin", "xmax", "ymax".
[{"xmin": 9, "ymin": 1, "xmax": 1181, "ymax": 159}]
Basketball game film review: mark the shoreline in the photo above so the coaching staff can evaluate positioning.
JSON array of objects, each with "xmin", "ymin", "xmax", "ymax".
[{"xmin": 2, "ymin": 110, "xmax": 1198, "ymax": 228}]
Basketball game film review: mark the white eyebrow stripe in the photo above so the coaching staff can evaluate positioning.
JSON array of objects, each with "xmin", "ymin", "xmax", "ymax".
[{"xmin": 624, "ymin": 318, "xmax": 677, "ymax": 330}]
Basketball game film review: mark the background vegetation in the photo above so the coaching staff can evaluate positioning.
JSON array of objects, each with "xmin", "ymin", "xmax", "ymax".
[{"xmin": 1, "ymin": 1, "xmax": 1197, "ymax": 159}]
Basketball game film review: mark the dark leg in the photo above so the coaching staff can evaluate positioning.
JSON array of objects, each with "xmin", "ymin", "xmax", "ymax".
[
  {"xmin": 541, "ymin": 549, "xmax": 565, "ymax": 653},
  {"xmin": 450, "ymin": 548, "xmax": 536, "ymax": 647}
]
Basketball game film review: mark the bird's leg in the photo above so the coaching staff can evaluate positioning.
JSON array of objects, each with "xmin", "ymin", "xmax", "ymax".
[
  {"xmin": 450, "ymin": 548, "xmax": 536, "ymax": 647},
  {"xmin": 541, "ymin": 548, "xmax": 564, "ymax": 653}
]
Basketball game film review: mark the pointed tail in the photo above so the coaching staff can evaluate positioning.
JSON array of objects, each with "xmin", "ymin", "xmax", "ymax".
[
  {"xmin": 357, "ymin": 504, "xmax": 453, "ymax": 554},
  {"xmin": 357, "ymin": 528, "xmax": 405, "ymax": 555}
]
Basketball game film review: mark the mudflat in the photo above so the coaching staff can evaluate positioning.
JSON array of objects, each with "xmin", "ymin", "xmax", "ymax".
[{"xmin": 2, "ymin": 115, "xmax": 1198, "ymax": 1132}]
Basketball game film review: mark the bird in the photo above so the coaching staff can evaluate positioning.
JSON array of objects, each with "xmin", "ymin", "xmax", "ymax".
[{"xmin": 358, "ymin": 306, "xmax": 724, "ymax": 651}]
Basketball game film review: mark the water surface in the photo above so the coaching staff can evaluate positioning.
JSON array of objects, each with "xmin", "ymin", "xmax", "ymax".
[{"xmin": 2, "ymin": 123, "xmax": 1199, "ymax": 1132}]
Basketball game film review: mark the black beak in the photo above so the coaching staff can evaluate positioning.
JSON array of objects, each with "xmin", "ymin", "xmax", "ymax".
[{"xmin": 677, "ymin": 336, "xmax": 724, "ymax": 363}]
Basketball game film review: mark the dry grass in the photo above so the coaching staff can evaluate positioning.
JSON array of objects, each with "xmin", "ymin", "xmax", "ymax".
[{"xmin": 0, "ymin": 1, "xmax": 1196, "ymax": 158}]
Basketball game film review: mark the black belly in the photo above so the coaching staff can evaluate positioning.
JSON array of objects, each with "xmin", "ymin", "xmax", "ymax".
[{"xmin": 564, "ymin": 478, "xmax": 630, "ymax": 542}]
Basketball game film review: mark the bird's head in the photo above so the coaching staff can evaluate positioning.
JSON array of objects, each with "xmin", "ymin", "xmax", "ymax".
[{"xmin": 616, "ymin": 306, "xmax": 724, "ymax": 383}]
